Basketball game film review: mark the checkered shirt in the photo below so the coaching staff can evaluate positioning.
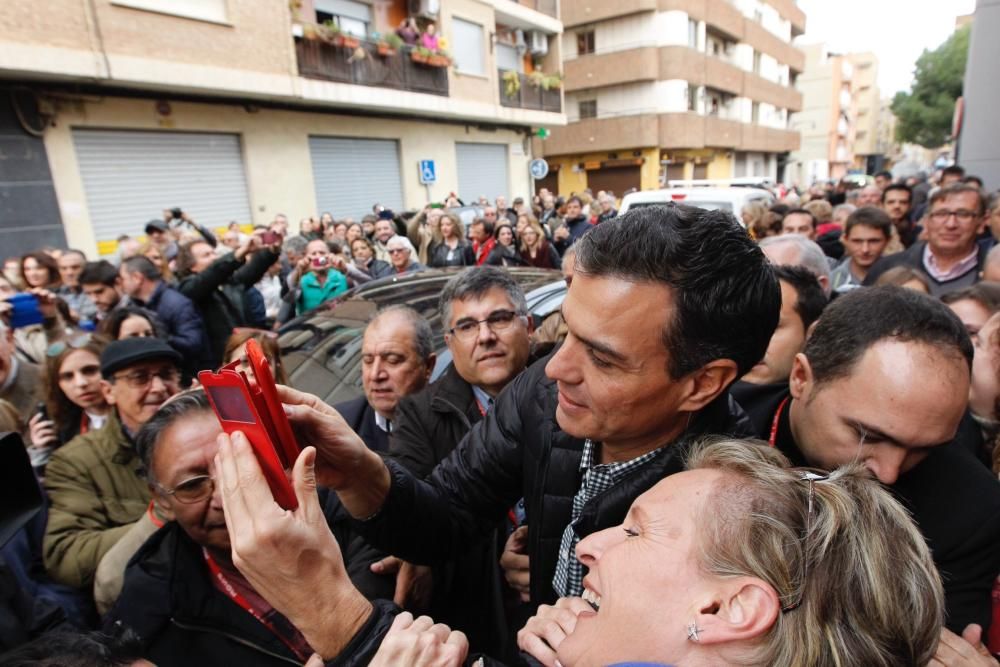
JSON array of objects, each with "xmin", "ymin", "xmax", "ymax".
[{"xmin": 552, "ymin": 439, "xmax": 664, "ymax": 597}]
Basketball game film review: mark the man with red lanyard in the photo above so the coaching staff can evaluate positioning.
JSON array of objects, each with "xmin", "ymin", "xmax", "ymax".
[
  {"xmin": 731, "ymin": 286, "xmax": 1000, "ymax": 646},
  {"xmin": 469, "ymin": 218, "xmax": 496, "ymax": 266},
  {"xmin": 386, "ymin": 266, "xmax": 533, "ymax": 655}
]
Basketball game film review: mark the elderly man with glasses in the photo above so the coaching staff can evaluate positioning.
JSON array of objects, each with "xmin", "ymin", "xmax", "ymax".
[{"xmin": 43, "ymin": 336, "xmax": 182, "ymax": 593}]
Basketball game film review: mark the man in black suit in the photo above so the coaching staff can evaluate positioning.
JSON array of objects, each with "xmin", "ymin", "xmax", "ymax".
[
  {"xmin": 732, "ymin": 285, "xmax": 1000, "ymax": 635},
  {"xmin": 335, "ymin": 306, "xmax": 436, "ymax": 453}
]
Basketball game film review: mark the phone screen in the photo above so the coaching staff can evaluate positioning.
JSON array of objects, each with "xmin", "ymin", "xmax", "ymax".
[{"xmin": 207, "ymin": 385, "xmax": 256, "ymax": 424}]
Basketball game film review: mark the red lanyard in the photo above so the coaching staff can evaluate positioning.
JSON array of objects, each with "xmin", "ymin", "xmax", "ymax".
[
  {"xmin": 769, "ymin": 397, "xmax": 791, "ymax": 447},
  {"xmin": 201, "ymin": 549, "xmax": 308, "ymax": 661},
  {"xmin": 79, "ymin": 412, "xmax": 89, "ymax": 435},
  {"xmin": 475, "ymin": 396, "xmax": 487, "ymax": 416}
]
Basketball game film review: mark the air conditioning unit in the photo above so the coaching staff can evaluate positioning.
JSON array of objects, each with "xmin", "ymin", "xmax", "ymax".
[
  {"xmin": 514, "ymin": 29, "xmax": 527, "ymax": 53},
  {"xmin": 408, "ymin": 0, "xmax": 439, "ymax": 18},
  {"xmin": 529, "ymin": 30, "xmax": 548, "ymax": 56}
]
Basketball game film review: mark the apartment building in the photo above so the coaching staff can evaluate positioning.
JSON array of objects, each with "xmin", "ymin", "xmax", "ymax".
[
  {"xmin": 785, "ymin": 44, "xmax": 855, "ymax": 186},
  {"xmin": 0, "ymin": 0, "xmax": 565, "ymax": 257},
  {"xmin": 848, "ymin": 52, "xmax": 886, "ymax": 175},
  {"xmin": 533, "ymin": 0, "xmax": 804, "ymax": 195}
]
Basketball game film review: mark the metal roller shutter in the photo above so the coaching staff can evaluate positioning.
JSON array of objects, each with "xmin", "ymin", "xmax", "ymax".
[
  {"xmin": 455, "ymin": 142, "xmax": 508, "ymax": 203},
  {"xmin": 586, "ymin": 166, "xmax": 641, "ymax": 196},
  {"xmin": 309, "ymin": 136, "xmax": 404, "ymax": 220},
  {"xmin": 72, "ymin": 129, "xmax": 252, "ymax": 249}
]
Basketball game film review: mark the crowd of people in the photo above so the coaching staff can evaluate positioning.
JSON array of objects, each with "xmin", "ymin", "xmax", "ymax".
[{"xmin": 1, "ymin": 168, "xmax": 1000, "ymax": 667}]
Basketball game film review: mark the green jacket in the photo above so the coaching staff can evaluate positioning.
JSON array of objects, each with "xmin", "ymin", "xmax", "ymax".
[{"xmin": 43, "ymin": 410, "xmax": 150, "ymax": 589}]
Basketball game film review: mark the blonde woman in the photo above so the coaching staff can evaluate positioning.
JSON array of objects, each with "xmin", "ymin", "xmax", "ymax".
[{"xmin": 518, "ymin": 216, "xmax": 561, "ymax": 269}]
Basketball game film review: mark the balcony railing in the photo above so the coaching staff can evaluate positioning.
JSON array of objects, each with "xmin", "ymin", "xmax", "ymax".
[
  {"xmin": 498, "ymin": 70, "xmax": 562, "ymax": 113},
  {"xmin": 295, "ymin": 39, "xmax": 449, "ymax": 97}
]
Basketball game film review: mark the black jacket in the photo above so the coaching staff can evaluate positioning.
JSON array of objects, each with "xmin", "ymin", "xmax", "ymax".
[
  {"xmin": 357, "ymin": 354, "xmax": 754, "ymax": 606},
  {"xmin": 177, "ymin": 249, "xmax": 279, "ymax": 370},
  {"xmin": 336, "ymin": 396, "xmax": 390, "ymax": 454},
  {"xmin": 107, "ymin": 498, "xmax": 393, "ymax": 667},
  {"xmin": 485, "ymin": 245, "xmax": 528, "ymax": 268},
  {"xmin": 428, "ymin": 241, "xmax": 476, "ymax": 268},
  {"xmin": 388, "ymin": 365, "xmax": 511, "ymax": 656},
  {"xmin": 731, "ymin": 382, "xmax": 1000, "ymax": 633},
  {"xmin": 139, "ymin": 282, "xmax": 207, "ymax": 367}
]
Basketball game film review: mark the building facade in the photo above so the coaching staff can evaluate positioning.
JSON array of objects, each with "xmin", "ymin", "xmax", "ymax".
[
  {"xmin": 0, "ymin": 0, "xmax": 565, "ymax": 257},
  {"xmin": 534, "ymin": 0, "xmax": 804, "ymax": 196}
]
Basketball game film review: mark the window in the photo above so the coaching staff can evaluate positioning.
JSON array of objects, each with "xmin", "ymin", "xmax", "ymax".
[
  {"xmin": 751, "ymin": 102, "xmax": 760, "ymax": 124},
  {"xmin": 687, "ymin": 19, "xmax": 698, "ymax": 48},
  {"xmin": 496, "ymin": 43, "xmax": 522, "ymax": 72},
  {"xmin": 687, "ymin": 85, "xmax": 698, "ymax": 112},
  {"xmin": 752, "ymin": 51, "xmax": 761, "ymax": 75},
  {"xmin": 453, "ymin": 18, "xmax": 486, "ymax": 76},
  {"xmin": 111, "ymin": 0, "xmax": 227, "ymax": 23},
  {"xmin": 315, "ymin": 0, "xmax": 371, "ymax": 37},
  {"xmin": 577, "ymin": 30, "xmax": 595, "ymax": 55},
  {"xmin": 579, "ymin": 100, "xmax": 597, "ymax": 119}
]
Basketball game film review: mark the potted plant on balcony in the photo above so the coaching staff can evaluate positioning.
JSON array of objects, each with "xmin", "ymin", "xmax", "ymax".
[
  {"xmin": 320, "ymin": 19, "xmax": 341, "ymax": 45},
  {"xmin": 427, "ymin": 49, "xmax": 452, "ymax": 67},
  {"xmin": 542, "ymin": 72, "xmax": 562, "ymax": 90},
  {"xmin": 527, "ymin": 70, "xmax": 546, "ymax": 89},
  {"xmin": 340, "ymin": 32, "xmax": 361, "ymax": 49},
  {"xmin": 502, "ymin": 70, "xmax": 521, "ymax": 98},
  {"xmin": 376, "ymin": 32, "xmax": 404, "ymax": 57},
  {"xmin": 411, "ymin": 46, "xmax": 432, "ymax": 64}
]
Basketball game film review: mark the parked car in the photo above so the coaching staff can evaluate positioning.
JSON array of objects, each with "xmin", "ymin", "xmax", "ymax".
[
  {"xmin": 619, "ymin": 178, "xmax": 775, "ymax": 223},
  {"xmin": 278, "ymin": 267, "xmax": 566, "ymax": 406}
]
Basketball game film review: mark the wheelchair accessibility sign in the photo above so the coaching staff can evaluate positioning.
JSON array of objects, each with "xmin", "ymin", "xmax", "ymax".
[{"xmin": 419, "ymin": 160, "xmax": 437, "ymax": 185}]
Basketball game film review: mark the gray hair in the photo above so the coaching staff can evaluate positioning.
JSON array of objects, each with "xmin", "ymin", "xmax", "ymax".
[
  {"xmin": 439, "ymin": 266, "xmax": 527, "ymax": 327},
  {"xmin": 386, "ymin": 235, "xmax": 416, "ymax": 255},
  {"xmin": 759, "ymin": 234, "xmax": 831, "ymax": 293},
  {"xmin": 135, "ymin": 389, "xmax": 213, "ymax": 484},
  {"xmin": 368, "ymin": 305, "xmax": 434, "ymax": 362},
  {"xmin": 283, "ymin": 235, "xmax": 308, "ymax": 256}
]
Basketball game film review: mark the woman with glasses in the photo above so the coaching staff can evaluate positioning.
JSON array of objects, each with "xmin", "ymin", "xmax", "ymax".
[
  {"xmin": 108, "ymin": 390, "xmax": 390, "ymax": 665},
  {"xmin": 214, "ymin": 438, "xmax": 945, "ymax": 667},
  {"xmin": 98, "ymin": 305, "xmax": 165, "ymax": 341},
  {"xmin": 28, "ymin": 334, "xmax": 111, "ymax": 470}
]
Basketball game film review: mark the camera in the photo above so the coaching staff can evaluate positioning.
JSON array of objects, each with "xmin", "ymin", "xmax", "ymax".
[
  {"xmin": 170, "ymin": 207, "xmax": 183, "ymax": 220},
  {"xmin": 312, "ymin": 256, "xmax": 329, "ymax": 268}
]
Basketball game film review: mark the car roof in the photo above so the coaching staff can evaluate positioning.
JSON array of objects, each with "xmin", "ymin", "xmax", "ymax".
[{"xmin": 277, "ymin": 267, "xmax": 564, "ymax": 406}]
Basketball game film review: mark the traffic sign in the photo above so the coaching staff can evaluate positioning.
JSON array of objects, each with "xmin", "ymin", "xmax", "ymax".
[
  {"xmin": 529, "ymin": 158, "xmax": 549, "ymax": 180},
  {"xmin": 419, "ymin": 160, "xmax": 436, "ymax": 185}
]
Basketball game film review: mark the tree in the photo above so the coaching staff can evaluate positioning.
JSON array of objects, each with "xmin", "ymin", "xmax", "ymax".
[{"xmin": 891, "ymin": 26, "xmax": 969, "ymax": 149}]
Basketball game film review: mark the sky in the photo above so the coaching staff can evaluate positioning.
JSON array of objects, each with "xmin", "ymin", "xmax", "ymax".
[{"xmin": 795, "ymin": 0, "xmax": 976, "ymax": 96}]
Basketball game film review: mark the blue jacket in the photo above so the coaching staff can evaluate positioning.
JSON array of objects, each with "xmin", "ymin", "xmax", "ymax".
[{"xmin": 140, "ymin": 282, "xmax": 207, "ymax": 366}]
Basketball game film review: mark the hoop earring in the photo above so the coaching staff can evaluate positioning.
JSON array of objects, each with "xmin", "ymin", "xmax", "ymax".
[{"xmin": 687, "ymin": 622, "xmax": 702, "ymax": 643}]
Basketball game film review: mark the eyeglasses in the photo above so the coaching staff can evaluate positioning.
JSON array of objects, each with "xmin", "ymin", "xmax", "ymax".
[
  {"xmin": 387, "ymin": 248, "xmax": 410, "ymax": 255},
  {"xmin": 159, "ymin": 474, "xmax": 215, "ymax": 504},
  {"xmin": 113, "ymin": 367, "xmax": 180, "ymax": 389},
  {"xmin": 928, "ymin": 209, "xmax": 978, "ymax": 223},
  {"xmin": 47, "ymin": 333, "xmax": 94, "ymax": 357},
  {"xmin": 782, "ymin": 470, "xmax": 829, "ymax": 613},
  {"xmin": 448, "ymin": 309, "xmax": 524, "ymax": 341}
]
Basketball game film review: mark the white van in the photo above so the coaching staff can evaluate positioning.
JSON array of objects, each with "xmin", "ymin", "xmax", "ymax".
[{"xmin": 618, "ymin": 178, "xmax": 775, "ymax": 226}]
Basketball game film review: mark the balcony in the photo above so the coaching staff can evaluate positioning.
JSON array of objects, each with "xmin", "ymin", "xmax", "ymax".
[
  {"xmin": 295, "ymin": 39, "xmax": 449, "ymax": 97},
  {"xmin": 498, "ymin": 70, "xmax": 563, "ymax": 112},
  {"xmin": 515, "ymin": 0, "xmax": 559, "ymax": 18},
  {"xmin": 565, "ymin": 47, "xmax": 659, "ymax": 91}
]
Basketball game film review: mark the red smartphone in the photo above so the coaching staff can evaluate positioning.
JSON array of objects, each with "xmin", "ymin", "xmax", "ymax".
[
  {"xmin": 199, "ymin": 339, "xmax": 301, "ymax": 509},
  {"xmin": 260, "ymin": 230, "xmax": 282, "ymax": 245}
]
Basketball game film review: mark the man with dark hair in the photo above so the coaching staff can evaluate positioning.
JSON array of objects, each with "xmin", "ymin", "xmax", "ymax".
[
  {"xmin": 942, "ymin": 164, "xmax": 967, "ymax": 186},
  {"xmin": 335, "ymin": 306, "xmax": 436, "ymax": 453},
  {"xmin": 874, "ymin": 170, "xmax": 893, "ymax": 190},
  {"xmin": 80, "ymin": 261, "xmax": 124, "ymax": 321},
  {"xmin": 173, "ymin": 233, "xmax": 279, "ymax": 370},
  {"xmin": 118, "ymin": 256, "xmax": 206, "ymax": 364},
  {"xmin": 249, "ymin": 206, "xmax": 779, "ymax": 650},
  {"xmin": 780, "ymin": 208, "xmax": 817, "ymax": 240},
  {"xmin": 739, "ymin": 265, "xmax": 826, "ymax": 389},
  {"xmin": 830, "ymin": 207, "xmax": 892, "ymax": 291},
  {"xmin": 736, "ymin": 286, "xmax": 1000, "ymax": 633},
  {"xmin": 865, "ymin": 183, "xmax": 990, "ymax": 296},
  {"xmin": 882, "ymin": 183, "xmax": 917, "ymax": 247},
  {"xmin": 468, "ymin": 218, "xmax": 495, "ymax": 266}
]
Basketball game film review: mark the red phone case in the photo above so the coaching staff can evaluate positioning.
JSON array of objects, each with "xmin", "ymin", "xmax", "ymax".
[{"xmin": 199, "ymin": 339, "xmax": 300, "ymax": 510}]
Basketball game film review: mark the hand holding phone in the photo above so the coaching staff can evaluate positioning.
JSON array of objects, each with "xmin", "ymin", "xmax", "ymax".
[{"xmin": 200, "ymin": 340, "xmax": 301, "ymax": 509}]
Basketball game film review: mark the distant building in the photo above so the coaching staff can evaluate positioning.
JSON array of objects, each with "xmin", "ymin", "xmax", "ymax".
[
  {"xmin": 534, "ymin": 0, "xmax": 806, "ymax": 195},
  {"xmin": 958, "ymin": 0, "xmax": 999, "ymax": 190}
]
